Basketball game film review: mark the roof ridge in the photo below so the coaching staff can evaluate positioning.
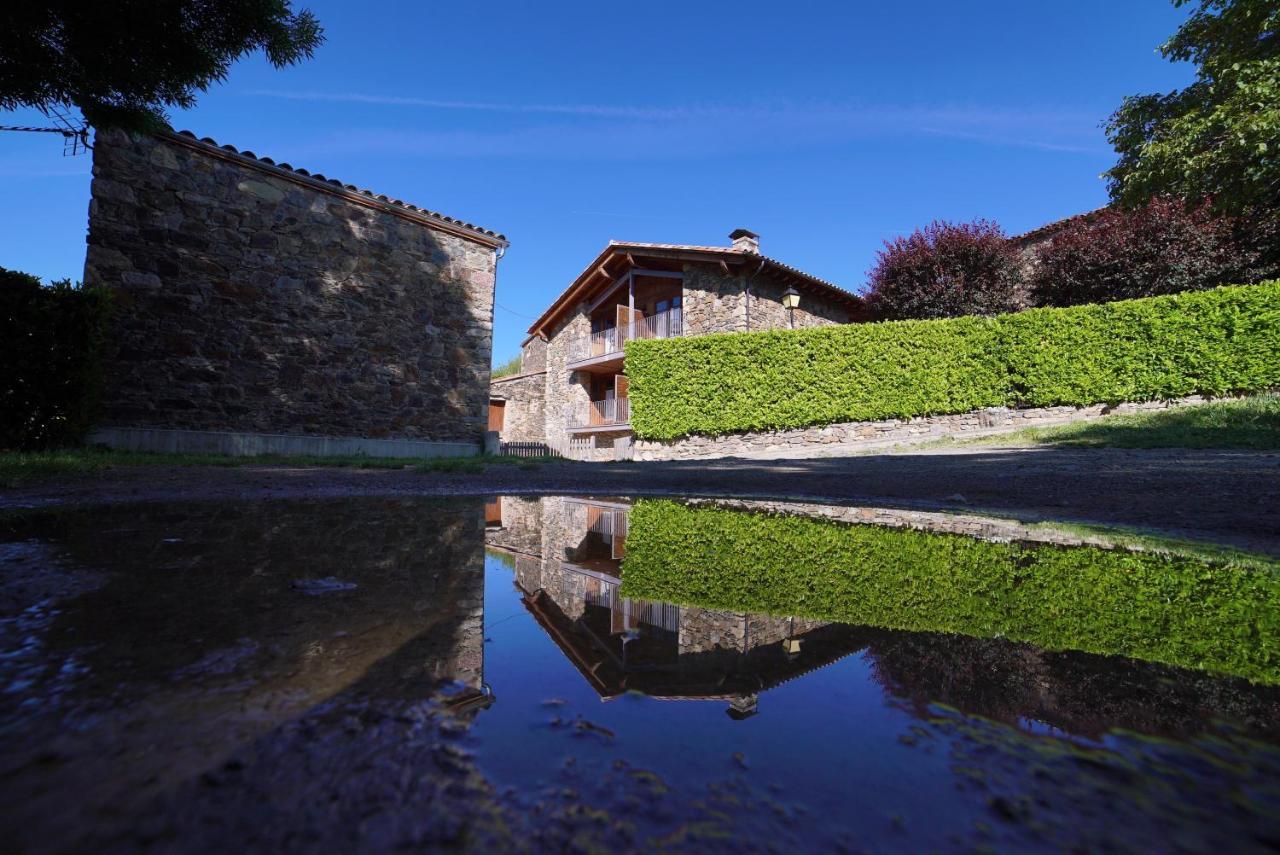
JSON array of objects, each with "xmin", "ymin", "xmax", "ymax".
[{"xmin": 163, "ymin": 129, "xmax": 507, "ymax": 245}]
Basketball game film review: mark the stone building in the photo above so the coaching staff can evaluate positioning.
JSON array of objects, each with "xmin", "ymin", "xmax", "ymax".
[
  {"xmin": 487, "ymin": 335, "xmax": 546, "ymax": 444},
  {"xmin": 1008, "ymin": 206, "xmax": 1110, "ymax": 279},
  {"xmin": 86, "ymin": 128, "xmax": 507, "ymax": 458},
  {"xmin": 491, "ymin": 229, "xmax": 865, "ymax": 458}
]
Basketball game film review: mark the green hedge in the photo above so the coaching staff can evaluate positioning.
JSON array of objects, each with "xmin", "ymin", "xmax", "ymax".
[
  {"xmin": 1, "ymin": 268, "xmax": 111, "ymax": 450},
  {"xmin": 618, "ymin": 500, "xmax": 1280, "ymax": 684},
  {"xmin": 626, "ymin": 281, "xmax": 1280, "ymax": 439}
]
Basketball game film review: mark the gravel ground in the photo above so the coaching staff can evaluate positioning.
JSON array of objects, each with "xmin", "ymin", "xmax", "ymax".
[{"xmin": 3, "ymin": 445, "xmax": 1278, "ymax": 556}]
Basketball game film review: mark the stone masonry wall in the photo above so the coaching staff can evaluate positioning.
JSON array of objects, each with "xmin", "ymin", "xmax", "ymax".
[
  {"xmin": 543, "ymin": 310, "xmax": 594, "ymax": 454},
  {"xmin": 86, "ymin": 129, "xmax": 501, "ymax": 445},
  {"xmin": 634, "ymin": 394, "xmax": 1224, "ymax": 461},
  {"xmin": 489, "ymin": 371, "xmax": 546, "ymax": 443},
  {"xmin": 520, "ymin": 336, "xmax": 547, "ymax": 373},
  {"xmin": 682, "ymin": 262, "xmax": 852, "ymax": 336}
]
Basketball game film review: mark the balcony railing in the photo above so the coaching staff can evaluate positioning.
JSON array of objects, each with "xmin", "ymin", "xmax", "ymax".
[
  {"xmin": 567, "ymin": 306, "xmax": 684, "ymax": 365},
  {"xmin": 568, "ymin": 396, "xmax": 630, "ymax": 429}
]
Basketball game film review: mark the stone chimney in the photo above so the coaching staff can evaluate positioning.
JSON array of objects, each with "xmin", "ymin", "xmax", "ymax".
[{"xmin": 730, "ymin": 228, "xmax": 760, "ymax": 254}]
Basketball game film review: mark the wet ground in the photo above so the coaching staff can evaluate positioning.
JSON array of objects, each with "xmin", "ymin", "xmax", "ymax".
[
  {"xmin": 1, "ymin": 494, "xmax": 1278, "ymax": 852},
  {"xmin": 5, "ymin": 445, "xmax": 1280, "ymax": 556}
]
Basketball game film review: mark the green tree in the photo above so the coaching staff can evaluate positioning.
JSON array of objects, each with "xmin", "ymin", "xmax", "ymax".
[
  {"xmin": 1105, "ymin": 0, "xmax": 1280, "ymax": 214},
  {"xmin": 0, "ymin": 2, "xmax": 323, "ymax": 131}
]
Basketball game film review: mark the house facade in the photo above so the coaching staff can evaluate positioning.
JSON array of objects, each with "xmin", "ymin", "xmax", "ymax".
[
  {"xmin": 492, "ymin": 230, "xmax": 865, "ymax": 459},
  {"xmin": 87, "ymin": 128, "xmax": 506, "ymax": 459}
]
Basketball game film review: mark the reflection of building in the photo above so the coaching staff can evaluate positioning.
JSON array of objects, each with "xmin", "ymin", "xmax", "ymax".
[
  {"xmin": 485, "ymin": 496, "xmax": 864, "ymax": 717},
  {"xmin": 485, "ymin": 496, "xmax": 1280, "ymax": 742}
]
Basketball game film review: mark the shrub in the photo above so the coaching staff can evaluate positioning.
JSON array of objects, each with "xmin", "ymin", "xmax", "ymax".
[
  {"xmin": 619, "ymin": 500, "xmax": 1280, "ymax": 684},
  {"xmin": 0, "ymin": 268, "xmax": 111, "ymax": 450},
  {"xmin": 865, "ymin": 219, "xmax": 1026, "ymax": 320},
  {"xmin": 491, "ymin": 353, "xmax": 521, "ymax": 378},
  {"xmin": 1030, "ymin": 197, "xmax": 1276, "ymax": 307},
  {"xmin": 626, "ymin": 280, "xmax": 1280, "ymax": 440}
]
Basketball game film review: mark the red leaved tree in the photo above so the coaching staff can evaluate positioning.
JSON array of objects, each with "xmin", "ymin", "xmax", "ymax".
[
  {"xmin": 865, "ymin": 220, "xmax": 1026, "ymax": 321},
  {"xmin": 1029, "ymin": 197, "xmax": 1276, "ymax": 307}
]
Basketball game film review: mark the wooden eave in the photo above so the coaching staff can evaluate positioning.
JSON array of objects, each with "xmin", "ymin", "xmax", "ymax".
[{"xmin": 528, "ymin": 243, "xmax": 864, "ymax": 338}]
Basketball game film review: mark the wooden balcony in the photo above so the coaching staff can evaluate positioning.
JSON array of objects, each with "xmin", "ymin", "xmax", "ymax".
[
  {"xmin": 566, "ymin": 306, "xmax": 683, "ymax": 371},
  {"xmin": 567, "ymin": 397, "xmax": 630, "ymax": 432}
]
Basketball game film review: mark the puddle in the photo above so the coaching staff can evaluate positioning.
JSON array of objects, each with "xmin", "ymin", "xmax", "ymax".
[{"xmin": 1, "ymin": 495, "xmax": 1278, "ymax": 851}]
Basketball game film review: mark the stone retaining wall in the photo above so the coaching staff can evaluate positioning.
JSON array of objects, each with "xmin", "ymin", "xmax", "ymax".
[
  {"xmin": 633, "ymin": 394, "xmax": 1221, "ymax": 461},
  {"xmin": 86, "ymin": 129, "xmax": 504, "ymax": 456}
]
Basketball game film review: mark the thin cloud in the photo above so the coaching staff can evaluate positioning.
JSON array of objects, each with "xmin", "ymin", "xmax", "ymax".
[
  {"xmin": 919, "ymin": 126, "xmax": 1110, "ymax": 156},
  {"xmin": 250, "ymin": 89, "xmax": 1106, "ymax": 160},
  {"xmin": 248, "ymin": 89, "xmax": 700, "ymax": 120}
]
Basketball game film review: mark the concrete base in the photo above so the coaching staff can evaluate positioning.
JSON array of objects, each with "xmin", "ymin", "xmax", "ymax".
[{"xmin": 89, "ymin": 426, "xmax": 481, "ymax": 460}]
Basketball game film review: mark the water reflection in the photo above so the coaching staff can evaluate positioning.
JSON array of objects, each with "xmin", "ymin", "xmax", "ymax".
[
  {"xmin": 486, "ymin": 495, "xmax": 1280, "ymax": 736},
  {"xmin": 0, "ymin": 495, "xmax": 1276, "ymax": 851}
]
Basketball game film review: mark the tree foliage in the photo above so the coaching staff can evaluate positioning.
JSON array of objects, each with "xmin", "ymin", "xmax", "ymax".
[
  {"xmin": 1, "ymin": 268, "xmax": 112, "ymax": 450},
  {"xmin": 0, "ymin": 1, "xmax": 323, "ymax": 130},
  {"xmin": 1105, "ymin": 0, "xmax": 1280, "ymax": 214},
  {"xmin": 864, "ymin": 219, "xmax": 1026, "ymax": 321},
  {"xmin": 1030, "ymin": 197, "xmax": 1278, "ymax": 306}
]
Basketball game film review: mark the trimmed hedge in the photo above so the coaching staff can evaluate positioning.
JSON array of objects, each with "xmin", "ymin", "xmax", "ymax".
[
  {"xmin": 626, "ymin": 280, "xmax": 1280, "ymax": 439},
  {"xmin": 618, "ymin": 500, "xmax": 1280, "ymax": 684},
  {"xmin": 1, "ymin": 268, "xmax": 111, "ymax": 450}
]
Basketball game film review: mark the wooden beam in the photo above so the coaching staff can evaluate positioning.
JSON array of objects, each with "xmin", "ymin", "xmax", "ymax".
[{"xmin": 719, "ymin": 260, "xmax": 731, "ymax": 275}]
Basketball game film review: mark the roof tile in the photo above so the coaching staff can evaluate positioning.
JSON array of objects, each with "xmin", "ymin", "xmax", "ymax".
[{"xmin": 164, "ymin": 129, "xmax": 506, "ymax": 244}]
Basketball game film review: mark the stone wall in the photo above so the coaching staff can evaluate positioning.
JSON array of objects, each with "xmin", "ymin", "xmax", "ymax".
[
  {"xmin": 681, "ymin": 262, "xmax": 852, "ymax": 336},
  {"xmin": 543, "ymin": 311, "xmax": 594, "ymax": 454},
  {"xmin": 488, "ymin": 371, "xmax": 546, "ymax": 444},
  {"xmin": 520, "ymin": 336, "xmax": 547, "ymax": 373},
  {"xmin": 86, "ymin": 129, "xmax": 505, "ymax": 455},
  {"xmin": 634, "ymin": 394, "xmax": 1223, "ymax": 461}
]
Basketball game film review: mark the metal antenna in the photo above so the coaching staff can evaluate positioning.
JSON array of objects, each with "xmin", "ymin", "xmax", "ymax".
[
  {"xmin": 0, "ymin": 105, "xmax": 91, "ymax": 155},
  {"xmin": 44, "ymin": 104, "xmax": 91, "ymax": 155}
]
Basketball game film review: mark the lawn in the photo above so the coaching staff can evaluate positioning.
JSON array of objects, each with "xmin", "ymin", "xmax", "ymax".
[
  {"xmin": 0, "ymin": 447, "xmax": 559, "ymax": 488},
  {"xmin": 972, "ymin": 393, "xmax": 1280, "ymax": 450}
]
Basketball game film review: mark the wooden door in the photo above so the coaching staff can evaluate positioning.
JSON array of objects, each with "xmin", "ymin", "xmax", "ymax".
[
  {"xmin": 614, "ymin": 375, "xmax": 629, "ymax": 424},
  {"xmin": 488, "ymin": 400, "xmax": 505, "ymax": 432},
  {"xmin": 612, "ymin": 511, "xmax": 627, "ymax": 560}
]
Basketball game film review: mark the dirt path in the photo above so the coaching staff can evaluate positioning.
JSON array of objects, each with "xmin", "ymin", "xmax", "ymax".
[{"xmin": 4, "ymin": 445, "xmax": 1279, "ymax": 556}]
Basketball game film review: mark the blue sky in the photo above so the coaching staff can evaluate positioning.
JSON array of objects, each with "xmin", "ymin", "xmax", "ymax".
[{"xmin": 0, "ymin": 0, "xmax": 1193, "ymax": 363}]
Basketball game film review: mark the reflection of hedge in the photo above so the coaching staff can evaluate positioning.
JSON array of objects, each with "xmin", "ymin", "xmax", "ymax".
[
  {"xmin": 626, "ymin": 280, "xmax": 1280, "ymax": 439},
  {"xmin": 618, "ymin": 500, "xmax": 1280, "ymax": 684},
  {"xmin": 1, "ymin": 268, "xmax": 111, "ymax": 450}
]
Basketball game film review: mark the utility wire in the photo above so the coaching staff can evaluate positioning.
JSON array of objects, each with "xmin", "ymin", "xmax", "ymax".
[{"xmin": 495, "ymin": 301, "xmax": 538, "ymax": 320}]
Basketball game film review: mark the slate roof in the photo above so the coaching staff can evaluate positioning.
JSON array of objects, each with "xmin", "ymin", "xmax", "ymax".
[{"xmin": 164, "ymin": 129, "xmax": 507, "ymax": 246}]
